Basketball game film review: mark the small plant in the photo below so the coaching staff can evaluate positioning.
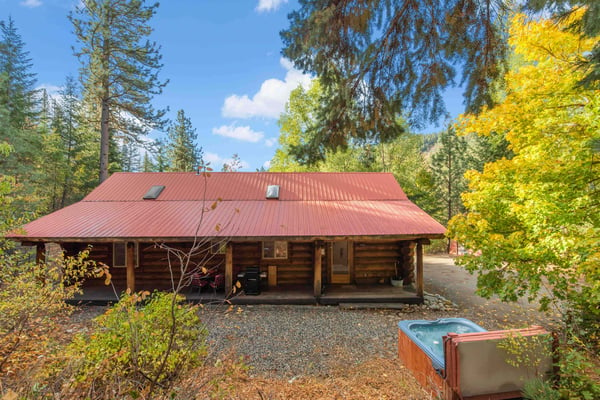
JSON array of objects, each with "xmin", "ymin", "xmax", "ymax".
[
  {"xmin": 522, "ymin": 378, "xmax": 560, "ymax": 400},
  {"xmin": 64, "ymin": 291, "xmax": 207, "ymax": 398}
]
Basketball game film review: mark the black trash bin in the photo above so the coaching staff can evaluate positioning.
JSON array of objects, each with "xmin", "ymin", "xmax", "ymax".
[{"xmin": 242, "ymin": 266, "xmax": 261, "ymax": 295}]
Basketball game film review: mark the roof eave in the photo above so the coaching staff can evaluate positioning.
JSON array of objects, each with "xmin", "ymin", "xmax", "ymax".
[{"xmin": 15, "ymin": 233, "xmax": 445, "ymax": 244}]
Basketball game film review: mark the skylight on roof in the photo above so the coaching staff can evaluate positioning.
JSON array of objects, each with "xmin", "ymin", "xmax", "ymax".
[
  {"xmin": 143, "ymin": 185, "xmax": 165, "ymax": 200},
  {"xmin": 266, "ymin": 185, "xmax": 279, "ymax": 199}
]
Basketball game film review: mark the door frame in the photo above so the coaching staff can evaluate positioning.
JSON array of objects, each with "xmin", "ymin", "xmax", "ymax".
[{"xmin": 329, "ymin": 240, "xmax": 353, "ymax": 284}]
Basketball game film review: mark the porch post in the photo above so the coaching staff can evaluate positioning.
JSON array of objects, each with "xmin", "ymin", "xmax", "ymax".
[
  {"xmin": 36, "ymin": 243, "xmax": 45, "ymax": 264},
  {"xmin": 225, "ymin": 242, "xmax": 233, "ymax": 296},
  {"xmin": 313, "ymin": 241, "xmax": 323, "ymax": 297},
  {"xmin": 126, "ymin": 242, "xmax": 135, "ymax": 292},
  {"xmin": 416, "ymin": 241, "xmax": 424, "ymax": 298}
]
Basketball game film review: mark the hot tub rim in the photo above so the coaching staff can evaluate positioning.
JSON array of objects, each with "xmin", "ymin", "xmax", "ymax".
[{"xmin": 397, "ymin": 317, "xmax": 487, "ymax": 371}]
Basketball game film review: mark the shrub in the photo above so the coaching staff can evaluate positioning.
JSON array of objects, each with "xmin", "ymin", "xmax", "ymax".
[{"xmin": 65, "ymin": 291, "xmax": 207, "ymax": 398}]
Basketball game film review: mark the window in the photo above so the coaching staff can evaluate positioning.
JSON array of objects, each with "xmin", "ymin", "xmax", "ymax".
[
  {"xmin": 211, "ymin": 240, "xmax": 227, "ymax": 254},
  {"xmin": 262, "ymin": 240, "xmax": 287, "ymax": 259},
  {"xmin": 113, "ymin": 242, "xmax": 138, "ymax": 268}
]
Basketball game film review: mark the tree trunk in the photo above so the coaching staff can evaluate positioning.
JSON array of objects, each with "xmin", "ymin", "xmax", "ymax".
[{"xmin": 99, "ymin": 99, "xmax": 109, "ymax": 183}]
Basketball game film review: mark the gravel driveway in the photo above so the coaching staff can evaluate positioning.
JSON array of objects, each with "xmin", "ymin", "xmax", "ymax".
[{"xmin": 200, "ymin": 255, "xmax": 558, "ymax": 379}]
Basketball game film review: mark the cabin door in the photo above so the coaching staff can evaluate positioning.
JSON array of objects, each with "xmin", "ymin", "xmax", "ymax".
[{"xmin": 331, "ymin": 241, "xmax": 351, "ymax": 284}]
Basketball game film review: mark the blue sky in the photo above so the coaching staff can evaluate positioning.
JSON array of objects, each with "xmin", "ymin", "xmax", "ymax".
[{"xmin": 2, "ymin": 0, "xmax": 465, "ymax": 171}]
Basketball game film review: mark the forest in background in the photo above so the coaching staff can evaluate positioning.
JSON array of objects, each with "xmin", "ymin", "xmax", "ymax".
[{"xmin": 0, "ymin": 1, "xmax": 598, "ymax": 399}]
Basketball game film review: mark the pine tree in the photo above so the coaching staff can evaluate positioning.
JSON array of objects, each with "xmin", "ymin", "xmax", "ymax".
[
  {"xmin": 142, "ymin": 152, "xmax": 155, "ymax": 172},
  {"xmin": 0, "ymin": 16, "xmax": 37, "ymax": 129},
  {"xmin": 430, "ymin": 126, "xmax": 469, "ymax": 228},
  {"xmin": 221, "ymin": 154, "xmax": 242, "ymax": 172},
  {"xmin": 166, "ymin": 109, "xmax": 202, "ymax": 172},
  {"xmin": 70, "ymin": 0, "xmax": 167, "ymax": 183},
  {"xmin": 153, "ymin": 138, "xmax": 169, "ymax": 172},
  {"xmin": 0, "ymin": 17, "xmax": 41, "ymax": 213}
]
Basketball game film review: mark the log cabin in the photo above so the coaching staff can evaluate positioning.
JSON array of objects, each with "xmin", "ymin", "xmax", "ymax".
[{"xmin": 10, "ymin": 172, "xmax": 445, "ymax": 303}]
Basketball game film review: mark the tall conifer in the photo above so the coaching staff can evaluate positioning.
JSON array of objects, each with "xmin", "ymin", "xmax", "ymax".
[
  {"xmin": 70, "ymin": 0, "xmax": 167, "ymax": 183},
  {"xmin": 166, "ymin": 109, "xmax": 202, "ymax": 172}
]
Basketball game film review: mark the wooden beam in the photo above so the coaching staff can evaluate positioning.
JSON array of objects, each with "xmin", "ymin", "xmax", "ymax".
[
  {"xmin": 126, "ymin": 242, "xmax": 135, "ymax": 293},
  {"xmin": 416, "ymin": 241, "xmax": 424, "ymax": 298},
  {"xmin": 225, "ymin": 242, "xmax": 233, "ymax": 296},
  {"xmin": 313, "ymin": 242, "xmax": 323, "ymax": 297},
  {"xmin": 36, "ymin": 243, "xmax": 45, "ymax": 264}
]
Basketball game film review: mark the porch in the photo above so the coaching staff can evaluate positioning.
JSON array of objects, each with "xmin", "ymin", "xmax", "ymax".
[{"xmin": 69, "ymin": 283, "xmax": 422, "ymax": 306}]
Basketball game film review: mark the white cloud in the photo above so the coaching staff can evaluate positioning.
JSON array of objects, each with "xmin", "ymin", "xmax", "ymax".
[
  {"xmin": 222, "ymin": 57, "xmax": 312, "ymax": 119},
  {"xmin": 204, "ymin": 152, "xmax": 249, "ymax": 171},
  {"xmin": 212, "ymin": 125, "xmax": 264, "ymax": 143},
  {"xmin": 204, "ymin": 152, "xmax": 225, "ymax": 167},
  {"xmin": 264, "ymin": 137, "xmax": 278, "ymax": 147},
  {"xmin": 263, "ymin": 160, "xmax": 271, "ymax": 170},
  {"xmin": 256, "ymin": 0, "xmax": 288, "ymax": 13},
  {"xmin": 20, "ymin": 0, "xmax": 43, "ymax": 8},
  {"xmin": 36, "ymin": 83, "xmax": 62, "ymax": 99}
]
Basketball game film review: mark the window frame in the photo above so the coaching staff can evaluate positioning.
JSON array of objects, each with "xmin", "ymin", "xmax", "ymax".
[
  {"xmin": 262, "ymin": 240, "xmax": 288, "ymax": 259},
  {"xmin": 113, "ymin": 242, "xmax": 139, "ymax": 268}
]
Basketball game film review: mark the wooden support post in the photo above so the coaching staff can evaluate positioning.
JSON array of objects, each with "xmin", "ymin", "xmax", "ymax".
[
  {"xmin": 314, "ymin": 242, "xmax": 322, "ymax": 297},
  {"xmin": 126, "ymin": 242, "xmax": 135, "ymax": 293},
  {"xmin": 225, "ymin": 242, "xmax": 233, "ymax": 296},
  {"xmin": 36, "ymin": 243, "xmax": 45, "ymax": 264},
  {"xmin": 416, "ymin": 241, "xmax": 424, "ymax": 298}
]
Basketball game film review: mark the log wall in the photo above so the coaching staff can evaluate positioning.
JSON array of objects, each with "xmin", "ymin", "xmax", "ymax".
[
  {"xmin": 232, "ymin": 241, "xmax": 315, "ymax": 286},
  {"xmin": 353, "ymin": 240, "xmax": 415, "ymax": 285},
  {"xmin": 63, "ymin": 242, "xmax": 225, "ymax": 291},
  {"xmin": 62, "ymin": 239, "xmax": 414, "ymax": 290}
]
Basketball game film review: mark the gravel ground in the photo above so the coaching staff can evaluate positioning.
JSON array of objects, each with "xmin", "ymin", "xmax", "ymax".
[
  {"xmin": 201, "ymin": 305, "xmax": 402, "ymax": 378},
  {"xmin": 69, "ymin": 255, "xmax": 559, "ymax": 384},
  {"xmin": 199, "ymin": 302, "xmax": 495, "ymax": 379},
  {"xmin": 197, "ymin": 255, "xmax": 559, "ymax": 380}
]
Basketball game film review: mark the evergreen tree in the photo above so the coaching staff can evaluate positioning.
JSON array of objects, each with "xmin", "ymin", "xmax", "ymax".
[
  {"xmin": 430, "ymin": 126, "xmax": 469, "ymax": 228},
  {"xmin": 281, "ymin": 1, "xmax": 598, "ymax": 156},
  {"xmin": 221, "ymin": 154, "xmax": 242, "ymax": 172},
  {"xmin": 153, "ymin": 138, "xmax": 169, "ymax": 172},
  {"xmin": 0, "ymin": 16, "xmax": 37, "ymax": 128},
  {"xmin": 0, "ymin": 17, "xmax": 41, "ymax": 214},
  {"xmin": 121, "ymin": 139, "xmax": 141, "ymax": 172},
  {"xmin": 142, "ymin": 152, "xmax": 155, "ymax": 172},
  {"xmin": 166, "ymin": 109, "xmax": 201, "ymax": 172},
  {"xmin": 70, "ymin": 0, "xmax": 167, "ymax": 183}
]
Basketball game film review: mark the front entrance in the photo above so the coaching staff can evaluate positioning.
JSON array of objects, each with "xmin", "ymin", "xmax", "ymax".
[{"xmin": 331, "ymin": 241, "xmax": 351, "ymax": 284}]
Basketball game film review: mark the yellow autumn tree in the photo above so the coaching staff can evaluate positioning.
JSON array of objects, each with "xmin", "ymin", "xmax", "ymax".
[{"xmin": 449, "ymin": 10, "xmax": 599, "ymax": 330}]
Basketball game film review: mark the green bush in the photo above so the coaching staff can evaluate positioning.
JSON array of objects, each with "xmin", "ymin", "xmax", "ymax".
[{"xmin": 66, "ymin": 291, "xmax": 207, "ymax": 397}]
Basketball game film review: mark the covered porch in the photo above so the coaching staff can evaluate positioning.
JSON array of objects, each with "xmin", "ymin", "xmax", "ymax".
[{"xmin": 69, "ymin": 282, "xmax": 422, "ymax": 305}]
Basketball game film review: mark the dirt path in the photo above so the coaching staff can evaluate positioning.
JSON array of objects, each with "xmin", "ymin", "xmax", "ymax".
[{"xmin": 423, "ymin": 254, "xmax": 561, "ymax": 330}]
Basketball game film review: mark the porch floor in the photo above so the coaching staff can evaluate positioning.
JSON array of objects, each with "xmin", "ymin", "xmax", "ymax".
[{"xmin": 70, "ymin": 283, "xmax": 422, "ymax": 306}]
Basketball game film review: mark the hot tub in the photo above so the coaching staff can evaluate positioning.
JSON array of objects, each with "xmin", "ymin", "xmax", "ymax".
[
  {"xmin": 398, "ymin": 319, "xmax": 553, "ymax": 400},
  {"xmin": 398, "ymin": 318, "xmax": 487, "ymax": 371}
]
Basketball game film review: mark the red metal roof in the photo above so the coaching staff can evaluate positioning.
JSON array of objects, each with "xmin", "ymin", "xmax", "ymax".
[{"xmin": 13, "ymin": 172, "xmax": 445, "ymax": 241}]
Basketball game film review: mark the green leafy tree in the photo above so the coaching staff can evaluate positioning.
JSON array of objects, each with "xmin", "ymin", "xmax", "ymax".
[
  {"xmin": 525, "ymin": 0, "xmax": 600, "ymax": 88},
  {"xmin": 70, "ymin": 0, "xmax": 167, "ymax": 183},
  {"xmin": 449, "ymin": 12, "xmax": 599, "ymax": 368},
  {"xmin": 166, "ymin": 109, "xmax": 202, "ymax": 172},
  {"xmin": 270, "ymin": 81, "xmax": 321, "ymax": 171}
]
